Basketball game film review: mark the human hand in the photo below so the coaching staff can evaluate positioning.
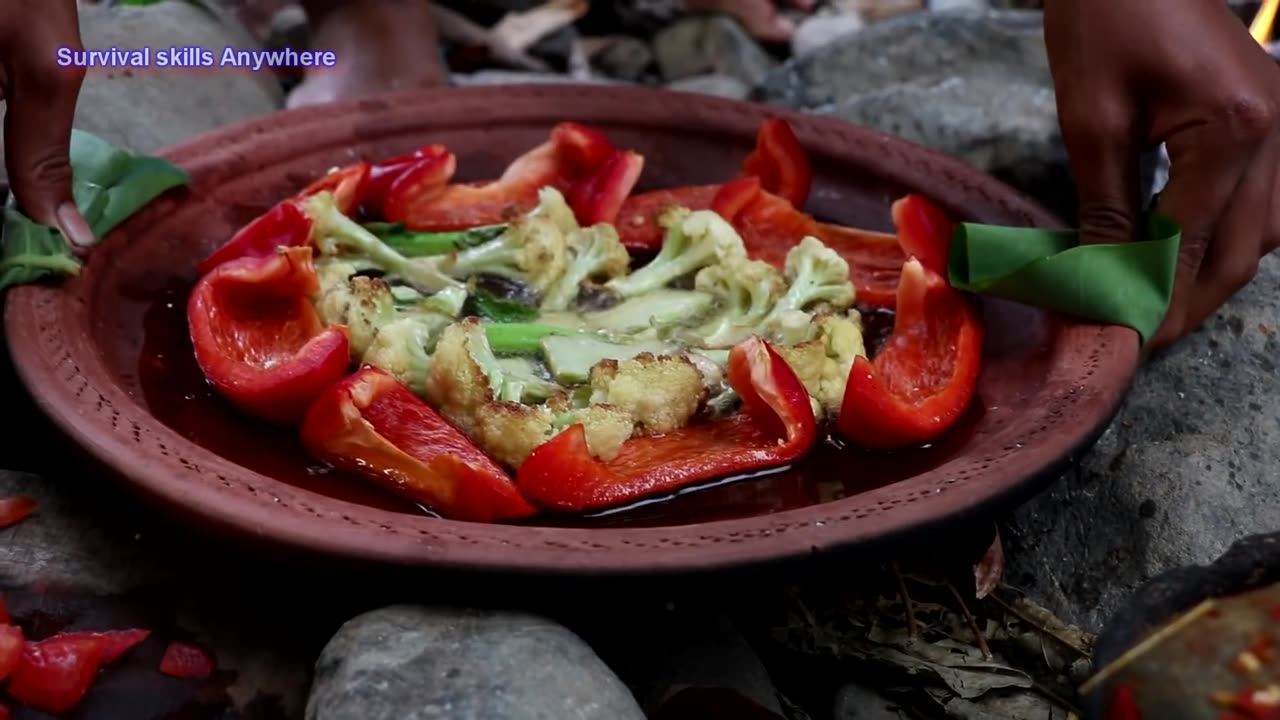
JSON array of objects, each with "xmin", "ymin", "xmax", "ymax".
[
  {"xmin": 0, "ymin": 0, "xmax": 93, "ymax": 250},
  {"xmin": 1045, "ymin": 0, "xmax": 1280, "ymax": 354}
]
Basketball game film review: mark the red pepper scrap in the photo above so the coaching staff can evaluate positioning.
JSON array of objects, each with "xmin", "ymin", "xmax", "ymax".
[
  {"xmin": 836, "ymin": 258, "xmax": 984, "ymax": 450},
  {"xmin": 616, "ymin": 185, "xmax": 721, "ymax": 252},
  {"xmin": 296, "ymin": 161, "xmax": 371, "ymax": 217},
  {"xmin": 7, "ymin": 633, "xmax": 108, "ymax": 715},
  {"xmin": 96, "ymin": 629, "xmax": 152, "ymax": 665},
  {"xmin": 0, "ymin": 625, "xmax": 23, "ymax": 682},
  {"xmin": 187, "ymin": 247, "xmax": 351, "ymax": 425},
  {"xmin": 299, "ymin": 366, "xmax": 538, "ymax": 522},
  {"xmin": 891, "ymin": 193, "xmax": 956, "ymax": 276},
  {"xmin": 740, "ymin": 118, "xmax": 812, "ymax": 208},
  {"xmin": 565, "ymin": 150, "xmax": 646, "ymax": 226},
  {"xmin": 516, "ymin": 337, "xmax": 817, "ymax": 513},
  {"xmin": 1106, "ymin": 684, "xmax": 1142, "ymax": 720},
  {"xmin": 379, "ymin": 145, "xmax": 459, "ymax": 224},
  {"xmin": 0, "ymin": 596, "xmax": 8, "ymax": 625},
  {"xmin": 383, "ymin": 122, "xmax": 634, "ymax": 231},
  {"xmin": 158, "ymin": 640, "xmax": 214, "ymax": 679},
  {"xmin": 0, "ymin": 497, "xmax": 36, "ymax": 529},
  {"xmin": 194, "ymin": 199, "xmax": 313, "ymax": 276}
]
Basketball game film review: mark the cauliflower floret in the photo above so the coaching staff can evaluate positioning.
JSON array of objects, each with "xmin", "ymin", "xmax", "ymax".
[
  {"xmin": 690, "ymin": 257, "xmax": 786, "ymax": 348},
  {"xmin": 773, "ymin": 312, "xmax": 868, "ymax": 416},
  {"xmin": 588, "ymin": 353, "xmax": 707, "ymax": 435},
  {"xmin": 312, "ymin": 260, "xmax": 395, "ymax": 356},
  {"xmin": 604, "ymin": 208, "xmax": 747, "ymax": 298},
  {"xmin": 423, "ymin": 319, "xmax": 495, "ymax": 434},
  {"xmin": 361, "ymin": 315, "xmax": 446, "ymax": 395},
  {"xmin": 539, "ymin": 223, "xmax": 631, "ymax": 311},
  {"xmin": 545, "ymin": 401, "xmax": 636, "ymax": 463},
  {"xmin": 471, "ymin": 403, "xmax": 559, "ymax": 469}
]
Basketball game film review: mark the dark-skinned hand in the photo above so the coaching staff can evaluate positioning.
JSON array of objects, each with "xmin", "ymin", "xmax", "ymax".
[
  {"xmin": 1046, "ymin": 0, "xmax": 1280, "ymax": 355},
  {"xmin": 0, "ymin": 0, "xmax": 93, "ymax": 250}
]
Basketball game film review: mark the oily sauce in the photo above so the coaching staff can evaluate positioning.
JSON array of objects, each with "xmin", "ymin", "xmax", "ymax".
[{"xmin": 139, "ymin": 286, "xmax": 979, "ymax": 528}]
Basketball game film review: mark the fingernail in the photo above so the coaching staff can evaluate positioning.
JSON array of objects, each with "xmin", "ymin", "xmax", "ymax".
[{"xmin": 55, "ymin": 202, "xmax": 96, "ymax": 250}]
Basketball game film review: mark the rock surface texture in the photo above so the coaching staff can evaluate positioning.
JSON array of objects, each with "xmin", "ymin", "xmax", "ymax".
[
  {"xmin": 306, "ymin": 606, "xmax": 647, "ymax": 720},
  {"xmin": 1006, "ymin": 252, "xmax": 1280, "ymax": 633}
]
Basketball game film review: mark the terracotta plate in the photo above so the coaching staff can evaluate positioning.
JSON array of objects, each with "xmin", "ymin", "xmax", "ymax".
[{"xmin": 4, "ymin": 86, "xmax": 1138, "ymax": 574}]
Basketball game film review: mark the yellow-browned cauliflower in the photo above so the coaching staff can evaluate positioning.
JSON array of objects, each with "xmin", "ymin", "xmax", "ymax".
[
  {"xmin": 588, "ymin": 353, "xmax": 707, "ymax": 435},
  {"xmin": 312, "ymin": 260, "xmax": 395, "ymax": 357},
  {"xmin": 361, "ymin": 315, "xmax": 445, "ymax": 395},
  {"xmin": 773, "ymin": 312, "xmax": 868, "ymax": 417}
]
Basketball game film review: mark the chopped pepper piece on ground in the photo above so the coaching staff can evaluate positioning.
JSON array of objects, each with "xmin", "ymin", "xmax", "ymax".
[
  {"xmin": 187, "ymin": 247, "xmax": 351, "ymax": 425},
  {"xmin": 836, "ymin": 258, "xmax": 983, "ymax": 450},
  {"xmin": 516, "ymin": 336, "xmax": 817, "ymax": 513},
  {"xmin": 383, "ymin": 123, "xmax": 634, "ymax": 232},
  {"xmin": 194, "ymin": 199, "xmax": 314, "ymax": 276},
  {"xmin": 158, "ymin": 640, "xmax": 214, "ymax": 679},
  {"xmin": 7, "ymin": 633, "xmax": 108, "ymax": 715},
  {"xmin": 96, "ymin": 629, "xmax": 152, "ymax": 665},
  {"xmin": 0, "ymin": 497, "xmax": 36, "ymax": 529},
  {"xmin": 300, "ymin": 366, "xmax": 538, "ymax": 522},
  {"xmin": 740, "ymin": 118, "xmax": 812, "ymax": 209}
]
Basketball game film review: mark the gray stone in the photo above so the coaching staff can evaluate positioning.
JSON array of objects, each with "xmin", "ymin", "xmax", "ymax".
[
  {"xmin": 653, "ymin": 16, "xmax": 777, "ymax": 87},
  {"xmin": 791, "ymin": 11, "xmax": 866, "ymax": 58},
  {"xmin": 306, "ymin": 605, "xmax": 646, "ymax": 720},
  {"xmin": 1005, "ymin": 250, "xmax": 1280, "ymax": 633},
  {"xmin": 65, "ymin": 1, "xmax": 283, "ymax": 154},
  {"xmin": 668, "ymin": 73, "xmax": 752, "ymax": 100},
  {"xmin": 589, "ymin": 36, "xmax": 655, "ymax": 82},
  {"xmin": 754, "ymin": 9, "xmax": 1084, "ymax": 220}
]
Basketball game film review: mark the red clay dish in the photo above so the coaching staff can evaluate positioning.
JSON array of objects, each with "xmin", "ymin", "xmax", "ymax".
[{"xmin": 3, "ymin": 85, "xmax": 1138, "ymax": 574}]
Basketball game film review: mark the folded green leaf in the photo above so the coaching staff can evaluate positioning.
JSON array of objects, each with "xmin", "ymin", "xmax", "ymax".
[
  {"xmin": 0, "ymin": 129, "xmax": 190, "ymax": 292},
  {"xmin": 464, "ymin": 288, "xmax": 540, "ymax": 323},
  {"xmin": 949, "ymin": 214, "xmax": 1181, "ymax": 344}
]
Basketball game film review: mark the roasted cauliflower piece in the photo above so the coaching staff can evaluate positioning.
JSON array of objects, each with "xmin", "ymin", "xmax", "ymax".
[{"xmin": 588, "ymin": 353, "xmax": 707, "ymax": 435}]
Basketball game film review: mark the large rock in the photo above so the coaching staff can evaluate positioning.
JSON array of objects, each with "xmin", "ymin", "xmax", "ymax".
[
  {"xmin": 1004, "ymin": 251, "xmax": 1280, "ymax": 633},
  {"xmin": 68, "ymin": 1, "xmax": 283, "ymax": 153},
  {"xmin": 307, "ymin": 606, "xmax": 647, "ymax": 720},
  {"xmin": 755, "ymin": 9, "xmax": 1082, "ymax": 220},
  {"xmin": 654, "ymin": 16, "xmax": 777, "ymax": 88}
]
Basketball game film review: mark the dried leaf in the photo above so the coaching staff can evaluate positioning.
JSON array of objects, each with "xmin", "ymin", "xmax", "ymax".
[
  {"xmin": 490, "ymin": 0, "xmax": 589, "ymax": 55},
  {"xmin": 867, "ymin": 645, "xmax": 1033, "ymax": 699},
  {"xmin": 975, "ymin": 530, "xmax": 1005, "ymax": 600},
  {"xmin": 924, "ymin": 688, "xmax": 1070, "ymax": 720}
]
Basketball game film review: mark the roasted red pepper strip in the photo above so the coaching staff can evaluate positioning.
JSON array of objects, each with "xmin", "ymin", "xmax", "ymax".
[
  {"xmin": 379, "ymin": 146, "xmax": 457, "ymax": 223},
  {"xmin": 892, "ymin": 193, "xmax": 956, "ymax": 276},
  {"xmin": 300, "ymin": 367, "xmax": 538, "ymax": 522},
  {"xmin": 296, "ymin": 161, "xmax": 371, "ymax": 217},
  {"xmin": 384, "ymin": 122, "xmax": 627, "ymax": 231},
  {"xmin": 516, "ymin": 337, "xmax": 816, "ymax": 513},
  {"xmin": 0, "ymin": 625, "xmax": 23, "ymax": 681},
  {"xmin": 158, "ymin": 640, "xmax": 214, "ymax": 679},
  {"xmin": 836, "ymin": 258, "xmax": 983, "ymax": 450},
  {"xmin": 194, "ymin": 199, "xmax": 313, "ymax": 276},
  {"xmin": 188, "ymin": 247, "xmax": 351, "ymax": 425},
  {"xmin": 740, "ymin": 118, "xmax": 812, "ymax": 208},
  {"xmin": 566, "ymin": 150, "xmax": 645, "ymax": 226},
  {"xmin": 0, "ymin": 496, "xmax": 36, "ymax": 528},
  {"xmin": 7, "ymin": 633, "xmax": 108, "ymax": 715}
]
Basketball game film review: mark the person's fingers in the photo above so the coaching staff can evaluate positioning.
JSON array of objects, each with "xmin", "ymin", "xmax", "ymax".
[
  {"xmin": 1057, "ymin": 94, "xmax": 1143, "ymax": 247},
  {"xmin": 1148, "ymin": 98, "xmax": 1271, "ymax": 351},
  {"xmin": 2, "ymin": 8, "xmax": 93, "ymax": 248},
  {"xmin": 1181, "ymin": 132, "xmax": 1280, "ymax": 333}
]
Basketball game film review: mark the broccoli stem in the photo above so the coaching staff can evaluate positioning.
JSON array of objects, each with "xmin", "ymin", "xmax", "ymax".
[
  {"xmin": 484, "ymin": 323, "xmax": 582, "ymax": 355},
  {"xmin": 364, "ymin": 222, "xmax": 508, "ymax": 257}
]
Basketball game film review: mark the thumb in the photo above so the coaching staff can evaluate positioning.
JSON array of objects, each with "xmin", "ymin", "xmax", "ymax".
[
  {"xmin": 3, "ymin": 48, "xmax": 93, "ymax": 249},
  {"xmin": 1061, "ymin": 104, "xmax": 1144, "ymax": 246}
]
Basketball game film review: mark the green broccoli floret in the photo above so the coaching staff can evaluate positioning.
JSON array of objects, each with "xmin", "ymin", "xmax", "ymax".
[
  {"xmin": 539, "ymin": 224, "xmax": 631, "ymax": 312},
  {"xmin": 686, "ymin": 257, "xmax": 786, "ymax": 348},
  {"xmin": 604, "ymin": 208, "xmax": 746, "ymax": 298},
  {"xmin": 303, "ymin": 191, "xmax": 465, "ymax": 294}
]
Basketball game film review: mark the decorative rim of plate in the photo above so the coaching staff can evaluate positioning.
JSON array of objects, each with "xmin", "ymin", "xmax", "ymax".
[{"xmin": 3, "ymin": 84, "xmax": 1139, "ymax": 575}]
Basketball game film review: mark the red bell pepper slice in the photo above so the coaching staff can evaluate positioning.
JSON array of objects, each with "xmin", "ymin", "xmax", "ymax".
[
  {"xmin": 295, "ymin": 161, "xmax": 371, "ymax": 218},
  {"xmin": 379, "ymin": 147, "xmax": 458, "ymax": 224},
  {"xmin": 194, "ymin": 199, "xmax": 313, "ymax": 276},
  {"xmin": 892, "ymin": 193, "xmax": 956, "ymax": 276},
  {"xmin": 0, "ymin": 703, "xmax": 8, "ymax": 720},
  {"xmin": 740, "ymin": 118, "xmax": 812, "ymax": 209},
  {"xmin": 384, "ymin": 123, "xmax": 627, "ymax": 231},
  {"xmin": 299, "ymin": 367, "xmax": 538, "ymax": 522},
  {"xmin": 96, "ymin": 629, "xmax": 151, "ymax": 665},
  {"xmin": 0, "ymin": 596, "xmax": 8, "ymax": 625},
  {"xmin": 616, "ymin": 185, "xmax": 721, "ymax": 252},
  {"xmin": 188, "ymin": 247, "xmax": 351, "ymax": 425},
  {"xmin": 363, "ymin": 145, "xmax": 455, "ymax": 219},
  {"xmin": 565, "ymin": 150, "xmax": 645, "ymax": 226},
  {"xmin": 516, "ymin": 337, "xmax": 817, "ymax": 513},
  {"xmin": 0, "ymin": 625, "xmax": 23, "ymax": 682},
  {"xmin": 7, "ymin": 633, "xmax": 108, "ymax": 715},
  {"xmin": 836, "ymin": 258, "xmax": 984, "ymax": 450},
  {"xmin": 158, "ymin": 640, "xmax": 214, "ymax": 679},
  {"xmin": 0, "ymin": 497, "xmax": 36, "ymax": 528}
]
